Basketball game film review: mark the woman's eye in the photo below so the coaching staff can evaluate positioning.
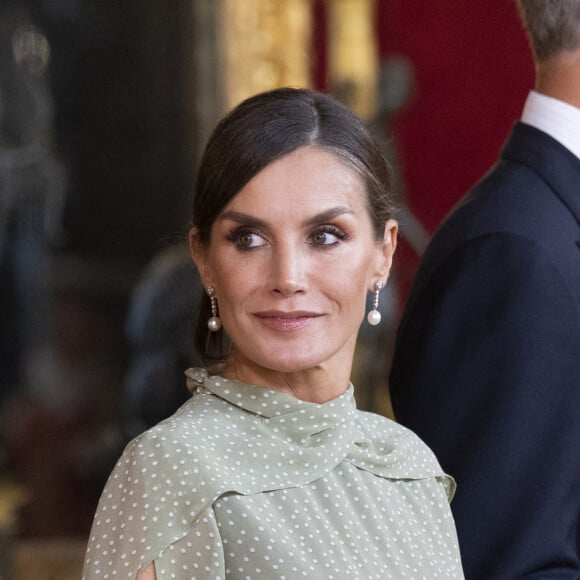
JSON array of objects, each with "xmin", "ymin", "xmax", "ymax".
[
  {"xmin": 234, "ymin": 230, "xmax": 265, "ymax": 249},
  {"xmin": 310, "ymin": 228, "xmax": 344, "ymax": 247}
]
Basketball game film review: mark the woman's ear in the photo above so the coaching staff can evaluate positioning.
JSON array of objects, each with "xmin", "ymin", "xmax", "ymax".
[
  {"xmin": 373, "ymin": 219, "xmax": 398, "ymax": 285},
  {"xmin": 189, "ymin": 227, "xmax": 211, "ymax": 288}
]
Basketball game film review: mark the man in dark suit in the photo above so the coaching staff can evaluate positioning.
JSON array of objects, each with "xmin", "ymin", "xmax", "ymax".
[{"xmin": 389, "ymin": 1, "xmax": 580, "ymax": 577}]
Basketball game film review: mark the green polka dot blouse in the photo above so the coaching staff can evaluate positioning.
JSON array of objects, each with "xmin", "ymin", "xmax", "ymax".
[{"xmin": 83, "ymin": 368, "xmax": 464, "ymax": 579}]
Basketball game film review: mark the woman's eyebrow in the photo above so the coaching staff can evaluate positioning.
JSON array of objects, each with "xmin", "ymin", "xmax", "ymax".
[
  {"xmin": 304, "ymin": 206, "xmax": 354, "ymax": 227},
  {"xmin": 218, "ymin": 205, "xmax": 353, "ymax": 229},
  {"xmin": 218, "ymin": 210, "xmax": 267, "ymax": 229}
]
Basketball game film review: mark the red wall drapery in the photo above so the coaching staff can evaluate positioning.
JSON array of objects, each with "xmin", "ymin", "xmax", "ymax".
[{"xmin": 377, "ymin": 0, "xmax": 534, "ymax": 231}]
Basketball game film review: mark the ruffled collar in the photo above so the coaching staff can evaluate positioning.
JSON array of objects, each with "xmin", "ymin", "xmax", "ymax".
[{"xmin": 183, "ymin": 368, "xmax": 449, "ymax": 486}]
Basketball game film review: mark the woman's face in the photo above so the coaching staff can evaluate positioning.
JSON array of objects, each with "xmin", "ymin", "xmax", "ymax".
[{"xmin": 192, "ymin": 146, "xmax": 397, "ymax": 389}]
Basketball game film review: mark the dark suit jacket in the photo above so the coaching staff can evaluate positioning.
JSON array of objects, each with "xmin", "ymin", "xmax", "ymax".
[{"xmin": 390, "ymin": 122, "xmax": 580, "ymax": 579}]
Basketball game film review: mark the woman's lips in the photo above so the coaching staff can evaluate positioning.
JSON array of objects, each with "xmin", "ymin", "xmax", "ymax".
[{"xmin": 253, "ymin": 311, "xmax": 320, "ymax": 331}]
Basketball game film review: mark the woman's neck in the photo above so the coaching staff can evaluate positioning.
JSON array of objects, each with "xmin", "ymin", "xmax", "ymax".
[{"xmin": 221, "ymin": 353, "xmax": 352, "ymax": 403}]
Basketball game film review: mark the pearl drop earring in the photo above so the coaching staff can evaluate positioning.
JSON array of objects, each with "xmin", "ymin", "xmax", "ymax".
[
  {"xmin": 207, "ymin": 286, "xmax": 222, "ymax": 332},
  {"xmin": 367, "ymin": 281, "xmax": 383, "ymax": 326}
]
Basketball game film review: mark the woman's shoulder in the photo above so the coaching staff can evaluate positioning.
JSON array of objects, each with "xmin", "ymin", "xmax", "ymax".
[
  {"xmin": 128, "ymin": 390, "xmax": 242, "ymax": 456},
  {"xmin": 84, "ymin": 393, "xmax": 232, "ymax": 579},
  {"xmin": 355, "ymin": 408, "xmax": 426, "ymax": 445},
  {"xmin": 353, "ymin": 410, "xmax": 455, "ymax": 499}
]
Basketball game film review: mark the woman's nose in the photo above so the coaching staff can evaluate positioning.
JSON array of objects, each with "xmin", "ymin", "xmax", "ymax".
[{"xmin": 270, "ymin": 244, "xmax": 308, "ymax": 297}]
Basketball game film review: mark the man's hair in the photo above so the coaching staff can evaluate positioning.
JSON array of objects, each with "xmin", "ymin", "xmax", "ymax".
[{"xmin": 516, "ymin": 0, "xmax": 580, "ymax": 60}]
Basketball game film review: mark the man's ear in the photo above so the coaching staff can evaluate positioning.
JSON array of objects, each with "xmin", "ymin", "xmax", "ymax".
[
  {"xmin": 373, "ymin": 218, "xmax": 398, "ymax": 285},
  {"xmin": 189, "ymin": 227, "xmax": 211, "ymax": 288}
]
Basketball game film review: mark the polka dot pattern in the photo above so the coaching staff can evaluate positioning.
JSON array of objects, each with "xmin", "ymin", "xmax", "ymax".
[{"xmin": 83, "ymin": 368, "xmax": 463, "ymax": 579}]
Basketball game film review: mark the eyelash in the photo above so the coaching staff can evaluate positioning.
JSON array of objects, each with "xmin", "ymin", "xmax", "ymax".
[{"xmin": 226, "ymin": 224, "xmax": 349, "ymax": 252}]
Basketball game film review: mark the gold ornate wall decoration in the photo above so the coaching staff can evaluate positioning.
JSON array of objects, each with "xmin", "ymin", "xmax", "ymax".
[
  {"xmin": 218, "ymin": 0, "xmax": 313, "ymax": 112},
  {"xmin": 325, "ymin": 0, "xmax": 378, "ymax": 120}
]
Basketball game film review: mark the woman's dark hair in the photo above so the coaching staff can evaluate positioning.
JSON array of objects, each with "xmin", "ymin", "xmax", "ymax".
[{"xmin": 192, "ymin": 87, "xmax": 396, "ymax": 362}]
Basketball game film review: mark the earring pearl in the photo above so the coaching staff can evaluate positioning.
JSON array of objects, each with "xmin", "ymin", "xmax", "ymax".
[
  {"xmin": 367, "ymin": 280, "xmax": 383, "ymax": 326},
  {"xmin": 207, "ymin": 286, "xmax": 222, "ymax": 332}
]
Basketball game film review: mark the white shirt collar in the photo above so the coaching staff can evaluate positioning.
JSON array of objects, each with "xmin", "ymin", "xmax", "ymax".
[{"xmin": 521, "ymin": 90, "xmax": 580, "ymax": 160}]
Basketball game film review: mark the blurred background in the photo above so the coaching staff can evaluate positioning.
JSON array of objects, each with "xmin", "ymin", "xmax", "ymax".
[{"xmin": 0, "ymin": 0, "xmax": 532, "ymax": 577}]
